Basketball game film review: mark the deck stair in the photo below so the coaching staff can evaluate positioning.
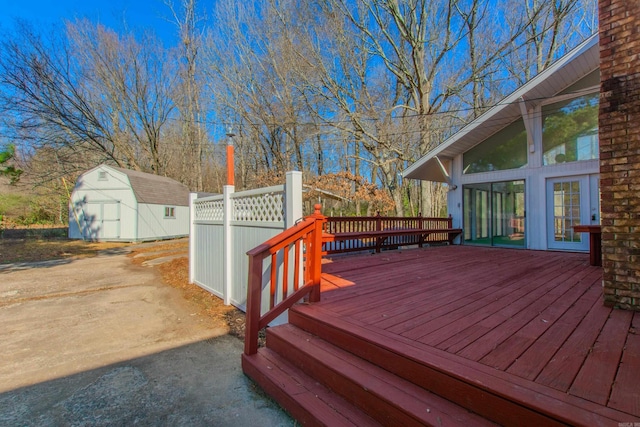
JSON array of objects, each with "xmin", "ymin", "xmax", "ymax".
[
  {"xmin": 243, "ymin": 314, "xmax": 500, "ymax": 426},
  {"xmin": 243, "ymin": 300, "xmax": 630, "ymax": 427}
]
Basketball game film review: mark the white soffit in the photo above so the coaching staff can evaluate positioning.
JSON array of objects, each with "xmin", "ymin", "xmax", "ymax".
[{"xmin": 403, "ymin": 33, "xmax": 599, "ymax": 181}]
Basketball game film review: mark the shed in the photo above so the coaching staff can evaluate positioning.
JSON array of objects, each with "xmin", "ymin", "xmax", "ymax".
[{"xmin": 69, "ymin": 164, "xmax": 190, "ymax": 241}]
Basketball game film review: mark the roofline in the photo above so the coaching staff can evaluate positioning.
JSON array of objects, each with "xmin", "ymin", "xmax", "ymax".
[{"xmin": 403, "ymin": 33, "xmax": 599, "ymax": 179}]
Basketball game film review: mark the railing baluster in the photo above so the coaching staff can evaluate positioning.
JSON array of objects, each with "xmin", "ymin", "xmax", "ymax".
[
  {"xmin": 270, "ymin": 253, "xmax": 277, "ymax": 309},
  {"xmin": 293, "ymin": 239, "xmax": 301, "ymax": 291},
  {"xmin": 282, "ymin": 244, "xmax": 289, "ymax": 299}
]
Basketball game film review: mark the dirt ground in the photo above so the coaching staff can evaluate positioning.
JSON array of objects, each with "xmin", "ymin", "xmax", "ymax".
[{"xmin": 0, "ymin": 238, "xmax": 293, "ymax": 426}]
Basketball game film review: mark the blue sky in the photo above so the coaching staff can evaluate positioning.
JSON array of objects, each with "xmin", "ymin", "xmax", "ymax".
[{"xmin": 0, "ymin": 0, "xmax": 180, "ymax": 45}]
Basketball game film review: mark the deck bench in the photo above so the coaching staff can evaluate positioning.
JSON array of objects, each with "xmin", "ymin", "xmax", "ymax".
[{"xmin": 324, "ymin": 228, "xmax": 462, "ymax": 254}]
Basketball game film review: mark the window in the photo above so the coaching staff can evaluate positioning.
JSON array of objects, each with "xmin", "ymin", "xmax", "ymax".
[
  {"xmin": 164, "ymin": 207, "xmax": 175, "ymax": 218},
  {"xmin": 542, "ymin": 93, "xmax": 598, "ymax": 165},
  {"xmin": 98, "ymin": 171, "xmax": 107, "ymax": 181},
  {"xmin": 463, "ymin": 119, "xmax": 528, "ymax": 174}
]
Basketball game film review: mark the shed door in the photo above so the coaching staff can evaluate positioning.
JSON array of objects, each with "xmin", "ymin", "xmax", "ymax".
[{"xmin": 84, "ymin": 201, "xmax": 121, "ymax": 239}]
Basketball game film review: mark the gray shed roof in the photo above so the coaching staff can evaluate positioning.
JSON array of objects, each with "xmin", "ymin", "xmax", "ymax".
[
  {"xmin": 109, "ymin": 166, "xmax": 190, "ymax": 206},
  {"xmin": 403, "ymin": 34, "xmax": 599, "ymax": 182}
]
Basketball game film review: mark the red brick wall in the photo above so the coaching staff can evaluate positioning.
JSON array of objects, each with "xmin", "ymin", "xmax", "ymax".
[{"xmin": 599, "ymin": 0, "xmax": 640, "ymax": 310}]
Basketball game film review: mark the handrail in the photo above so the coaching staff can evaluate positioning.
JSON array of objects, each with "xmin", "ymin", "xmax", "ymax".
[{"xmin": 244, "ymin": 204, "xmax": 326, "ymax": 355}]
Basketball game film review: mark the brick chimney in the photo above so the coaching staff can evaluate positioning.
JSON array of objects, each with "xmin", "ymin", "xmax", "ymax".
[{"xmin": 599, "ymin": 0, "xmax": 640, "ymax": 310}]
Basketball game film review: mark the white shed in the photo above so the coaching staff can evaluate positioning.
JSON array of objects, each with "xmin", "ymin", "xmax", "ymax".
[{"xmin": 69, "ymin": 164, "xmax": 190, "ymax": 241}]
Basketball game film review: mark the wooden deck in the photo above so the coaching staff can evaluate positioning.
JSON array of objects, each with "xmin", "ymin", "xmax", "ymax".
[{"xmin": 244, "ymin": 246, "xmax": 640, "ymax": 426}]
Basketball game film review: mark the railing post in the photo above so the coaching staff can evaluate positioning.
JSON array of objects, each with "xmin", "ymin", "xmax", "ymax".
[
  {"xmin": 375, "ymin": 211, "xmax": 382, "ymax": 253},
  {"xmin": 308, "ymin": 204, "xmax": 325, "ymax": 302},
  {"xmin": 418, "ymin": 211, "xmax": 424, "ymax": 248},
  {"xmin": 286, "ymin": 171, "xmax": 304, "ymax": 298},
  {"xmin": 244, "ymin": 254, "xmax": 263, "ymax": 355}
]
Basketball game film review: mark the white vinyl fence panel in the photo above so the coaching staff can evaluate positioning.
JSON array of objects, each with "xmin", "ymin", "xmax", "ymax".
[{"xmin": 190, "ymin": 171, "xmax": 302, "ymax": 311}]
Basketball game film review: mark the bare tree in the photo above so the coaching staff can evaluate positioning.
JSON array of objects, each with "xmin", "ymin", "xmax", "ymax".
[
  {"xmin": 0, "ymin": 21, "xmax": 177, "ymax": 181},
  {"xmin": 503, "ymin": 0, "xmax": 594, "ymax": 84},
  {"xmin": 166, "ymin": 0, "xmax": 209, "ymax": 191}
]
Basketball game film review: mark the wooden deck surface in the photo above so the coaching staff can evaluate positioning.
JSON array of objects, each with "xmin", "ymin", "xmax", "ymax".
[{"xmin": 315, "ymin": 246, "xmax": 640, "ymax": 419}]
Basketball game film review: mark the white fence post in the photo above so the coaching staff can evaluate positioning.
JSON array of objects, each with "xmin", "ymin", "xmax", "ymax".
[
  {"xmin": 223, "ymin": 184, "xmax": 235, "ymax": 305},
  {"xmin": 189, "ymin": 193, "xmax": 197, "ymax": 283},
  {"xmin": 285, "ymin": 171, "xmax": 303, "ymax": 227}
]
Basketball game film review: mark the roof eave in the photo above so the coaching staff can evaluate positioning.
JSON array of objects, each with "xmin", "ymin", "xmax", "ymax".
[{"xmin": 403, "ymin": 33, "xmax": 599, "ymax": 181}]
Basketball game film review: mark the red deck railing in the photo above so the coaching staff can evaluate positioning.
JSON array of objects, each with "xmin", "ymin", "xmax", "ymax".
[
  {"xmin": 244, "ymin": 205, "xmax": 326, "ymax": 355},
  {"xmin": 323, "ymin": 215, "xmax": 456, "ymax": 254},
  {"xmin": 244, "ymin": 209, "xmax": 460, "ymax": 354}
]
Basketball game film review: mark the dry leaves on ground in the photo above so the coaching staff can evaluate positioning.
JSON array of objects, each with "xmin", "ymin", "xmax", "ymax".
[{"xmin": 156, "ymin": 256, "xmax": 249, "ymax": 340}]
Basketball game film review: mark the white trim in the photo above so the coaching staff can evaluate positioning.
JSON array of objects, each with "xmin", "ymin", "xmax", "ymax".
[
  {"xmin": 403, "ymin": 34, "xmax": 598, "ymax": 180},
  {"xmin": 539, "ymin": 86, "xmax": 599, "ymax": 106}
]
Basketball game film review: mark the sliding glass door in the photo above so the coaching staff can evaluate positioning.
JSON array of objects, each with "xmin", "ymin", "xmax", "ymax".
[{"xmin": 463, "ymin": 180, "xmax": 525, "ymax": 247}]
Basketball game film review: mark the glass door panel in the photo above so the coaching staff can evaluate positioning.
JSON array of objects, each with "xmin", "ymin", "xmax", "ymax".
[
  {"xmin": 463, "ymin": 180, "xmax": 525, "ymax": 247},
  {"xmin": 464, "ymin": 183, "xmax": 491, "ymax": 245},
  {"xmin": 546, "ymin": 177, "xmax": 589, "ymax": 251},
  {"xmin": 492, "ymin": 181, "xmax": 525, "ymax": 247}
]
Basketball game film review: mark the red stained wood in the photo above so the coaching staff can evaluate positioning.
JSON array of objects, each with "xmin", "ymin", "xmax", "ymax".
[
  {"xmin": 452, "ymin": 264, "xmax": 595, "ymax": 361},
  {"xmin": 267, "ymin": 323, "xmax": 498, "ymax": 427},
  {"xmin": 535, "ymin": 297, "xmax": 612, "ymax": 392},
  {"xmin": 609, "ymin": 313, "xmax": 640, "ymax": 415},
  {"xmin": 245, "ymin": 246, "xmax": 640, "ymax": 426},
  {"xmin": 488, "ymin": 274, "xmax": 602, "ymax": 370},
  {"xmin": 317, "ymin": 248, "xmax": 639, "ymax": 419},
  {"xmin": 417, "ymin": 259, "xmax": 575, "ymax": 349},
  {"xmin": 242, "ymin": 350, "xmax": 379, "ymax": 427},
  {"xmin": 569, "ymin": 308, "xmax": 633, "ymax": 404},
  {"xmin": 290, "ymin": 304, "xmax": 630, "ymax": 426},
  {"xmin": 506, "ymin": 284, "xmax": 603, "ymax": 380}
]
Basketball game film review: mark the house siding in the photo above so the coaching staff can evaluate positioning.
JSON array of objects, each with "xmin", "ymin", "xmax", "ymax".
[{"xmin": 599, "ymin": 0, "xmax": 640, "ymax": 310}]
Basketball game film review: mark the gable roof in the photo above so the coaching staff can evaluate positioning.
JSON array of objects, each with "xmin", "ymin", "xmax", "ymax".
[
  {"xmin": 105, "ymin": 165, "xmax": 190, "ymax": 206},
  {"xmin": 403, "ymin": 33, "xmax": 599, "ymax": 182}
]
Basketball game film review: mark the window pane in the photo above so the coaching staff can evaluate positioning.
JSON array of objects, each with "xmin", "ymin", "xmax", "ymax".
[
  {"xmin": 552, "ymin": 181, "xmax": 581, "ymax": 242},
  {"xmin": 463, "ymin": 119, "xmax": 528, "ymax": 174},
  {"xmin": 542, "ymin": 93, "xmax": 598, "ymax": 165}
]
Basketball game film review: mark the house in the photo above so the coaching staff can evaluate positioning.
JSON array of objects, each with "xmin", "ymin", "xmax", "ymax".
[
  {"xmin": 69, "ymin": 164, "xmax": 190, "ymax": 241},
  {"xmin": 403, "ymin": 34, "xmax": 600, "ymax": 252}
]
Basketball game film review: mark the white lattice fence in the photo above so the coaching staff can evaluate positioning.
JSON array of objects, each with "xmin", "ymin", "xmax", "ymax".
[
  {"xmin": 189, "ymin": 172, "xmax": 302, "ymax": 311},
  {"xmin": 231, "ymin": 186, "xmax": 284, "ymax": 223},
  {"xmin": 194, "ymin": 196, "xmax": 224, "ymax": 221}
]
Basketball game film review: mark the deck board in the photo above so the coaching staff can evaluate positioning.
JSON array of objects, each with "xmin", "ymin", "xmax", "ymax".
[
  {"xmin": 485, "ymin": 271, "xmax": 602, "ymax": 371},
  {"xmin": 420, "ymin": 261, "xmax": 579, "ymax": 349},
  {"xmin": 506, "ymin": 281, "xmax": 602, "ymax": 380},
  {"xmin": 312, "ymin": 246, "xmax": 639, "ymax": 420},
  {"xmin": 453, "ymin": 264, "xmax": 594, "ymax": 361},
  {"xmin": 569, "ymin": 308, "xmax": 633, "ymax": 404},
  {"xmin": 609, "ymin": 312, "xmax": 640, "ymax": 415}
]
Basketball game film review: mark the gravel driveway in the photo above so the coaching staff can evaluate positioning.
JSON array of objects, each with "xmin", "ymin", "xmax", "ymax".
[{"xmin": 0, "ymin": 244, "xmax": 293, "ymax": 426}]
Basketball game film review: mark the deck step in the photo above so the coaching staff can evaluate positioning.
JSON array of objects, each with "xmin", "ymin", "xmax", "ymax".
[
  {"xmin": 242, "ymin": 348, "xmax": 381, "ymax": 427},
  {"xmin": 288, "ymin": 304, "xmax": 627, "ymax": 427},
  {"xmin": 267, "ymin": 323, "xmax": 498, "ymax": 427}
]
